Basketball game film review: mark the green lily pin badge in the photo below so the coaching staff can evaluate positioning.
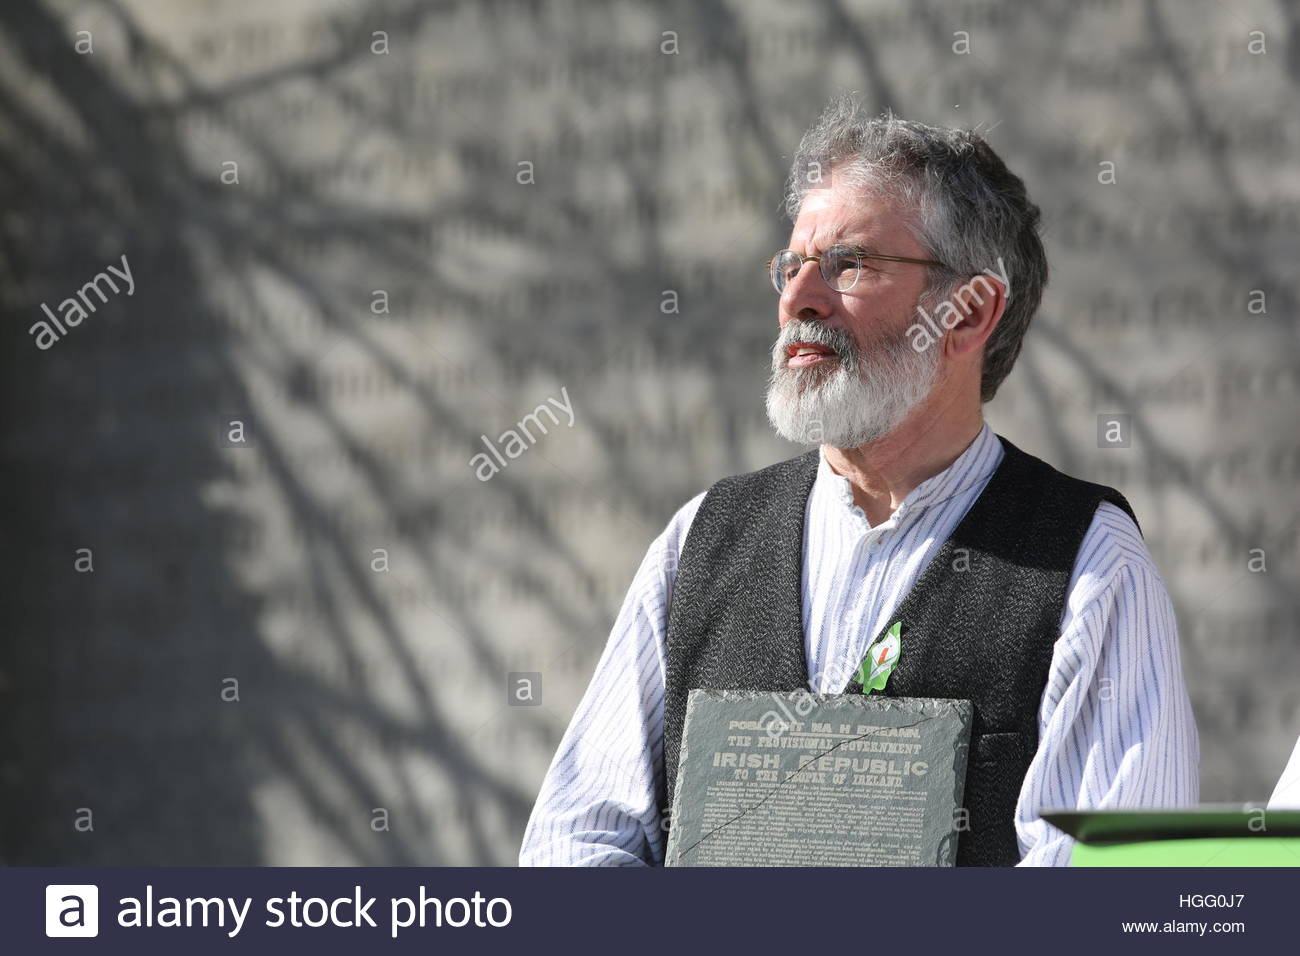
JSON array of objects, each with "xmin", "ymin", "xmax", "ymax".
[{"xmin": 855, "ymin": 621, "xmax": 902, "ymax": 694}]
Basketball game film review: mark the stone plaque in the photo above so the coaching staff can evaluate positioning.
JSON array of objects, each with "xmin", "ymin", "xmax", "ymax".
[{"xmin": 665, "ymin": 690, "xmax": 973, "ymax": 866}]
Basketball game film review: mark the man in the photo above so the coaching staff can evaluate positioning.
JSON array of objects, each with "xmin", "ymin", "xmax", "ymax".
[{"xmin": 519, "ymin": 95, "xmax": 1199, "ymax": 866}]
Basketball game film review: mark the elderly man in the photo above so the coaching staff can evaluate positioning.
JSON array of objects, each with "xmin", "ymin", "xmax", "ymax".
[{"xmin": 519, "ymin": 95, "xmax": 1199, "ymax": 867}]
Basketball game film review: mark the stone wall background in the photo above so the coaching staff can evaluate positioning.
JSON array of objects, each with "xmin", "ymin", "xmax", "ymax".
[{"xmin": 1, "ymin": 0, "xmax": 1296, "ymax": 864}]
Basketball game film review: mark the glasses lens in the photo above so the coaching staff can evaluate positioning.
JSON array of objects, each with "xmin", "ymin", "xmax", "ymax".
[
  {"xmin": 821, "ymin": 244, "xmax": 862, "ymax": 292},
  {"xmin": 770, "ymin": 250, "xmax": 801, "ymax": 293}
]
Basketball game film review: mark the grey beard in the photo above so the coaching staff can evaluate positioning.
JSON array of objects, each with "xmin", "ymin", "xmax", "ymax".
[{"xmin": 765, "ymin": 317, "xmax": 942, "ymax": 448}]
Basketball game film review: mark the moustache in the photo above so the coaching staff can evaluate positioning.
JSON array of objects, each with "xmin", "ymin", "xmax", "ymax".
[{"xmin": 773, "ymin": 322, "xmax": 858, "ymax": 365}]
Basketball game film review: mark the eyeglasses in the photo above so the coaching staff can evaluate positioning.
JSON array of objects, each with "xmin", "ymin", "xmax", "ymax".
[{"xmin": 767, "ymin": 243, "xmax": 948, "ymax": 295}]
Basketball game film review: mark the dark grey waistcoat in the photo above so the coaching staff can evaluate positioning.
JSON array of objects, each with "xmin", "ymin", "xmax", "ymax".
[{"xmin": 662, "ymin": 436, "xmax": 1137, "ymax": 866}]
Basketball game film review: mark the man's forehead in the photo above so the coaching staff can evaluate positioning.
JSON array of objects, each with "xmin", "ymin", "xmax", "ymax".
[{"xmin": 790, "ymin": 188, "xmax": 906, "ymax": 249}]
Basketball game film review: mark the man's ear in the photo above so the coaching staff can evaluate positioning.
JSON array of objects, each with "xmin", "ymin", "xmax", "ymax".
[{"xmin": 942, "ymin": 272, "xmax": 1008, "ymax": 360}]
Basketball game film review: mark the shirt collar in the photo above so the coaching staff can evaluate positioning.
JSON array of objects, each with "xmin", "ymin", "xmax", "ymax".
[{"xmin": 814, "ymin": 421, "xmax": 1004, "ymax": 527}]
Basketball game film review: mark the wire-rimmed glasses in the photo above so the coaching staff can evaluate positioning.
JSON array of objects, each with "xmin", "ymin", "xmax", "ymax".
[{"xmin": 767, "ymin": 243, "xmax": 947, "ymax": 294}]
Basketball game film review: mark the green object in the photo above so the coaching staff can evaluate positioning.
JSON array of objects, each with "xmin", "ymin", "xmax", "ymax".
[
  {"xmin": 855, "ymin": 621, "xmax": 901, "ymax": 694},
  {"xmin": 1041, "ymin": 807, "xmax": 1300, "ymax": 867}
]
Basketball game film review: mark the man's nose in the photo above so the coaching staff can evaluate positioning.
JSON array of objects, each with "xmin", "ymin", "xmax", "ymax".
[{"xmin": 778, "ymin": 260, "xmax": 835, "ymax": 328}]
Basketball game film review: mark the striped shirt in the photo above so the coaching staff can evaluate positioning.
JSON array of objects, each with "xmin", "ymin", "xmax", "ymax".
[{"xmin": 519, "ymin": 422, "xmax": 1200, "ymax": 866}]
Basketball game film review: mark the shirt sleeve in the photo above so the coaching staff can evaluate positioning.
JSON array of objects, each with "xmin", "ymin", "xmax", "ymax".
[
  {"xmin": 1015, "ymin": 502, "xmax": 1201, "ymax": 866},
  {"xmin": 518, "ymin": 492, "xmax": 705, "ymax": 866}
]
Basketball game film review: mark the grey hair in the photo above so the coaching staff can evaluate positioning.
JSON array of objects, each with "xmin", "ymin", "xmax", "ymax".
[{"xmin": 782, "ymin": 93, "xmax": 1048, "ymax": 402}]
